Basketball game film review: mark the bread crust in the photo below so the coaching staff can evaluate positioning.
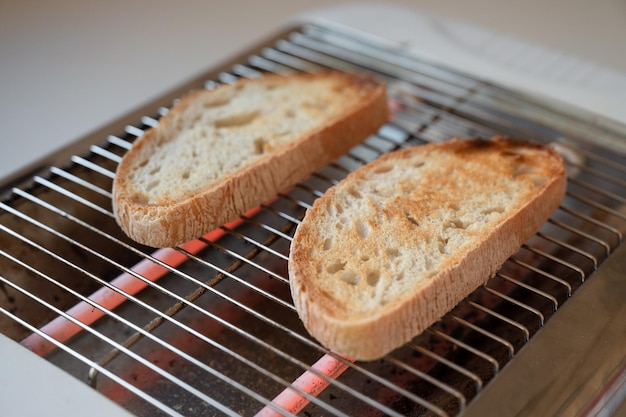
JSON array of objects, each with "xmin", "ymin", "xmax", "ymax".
[
  {"xmin": 289, "ymin": 136, "xmax": 567, "ymax": 361},
  {"xmin": 113, "ymin": 72, "xmax": 388, "ymax": 247}
]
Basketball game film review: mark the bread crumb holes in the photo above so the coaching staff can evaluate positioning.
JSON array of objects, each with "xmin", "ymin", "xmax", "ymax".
[
  {"xmin": 253, "ymin": 138, "xmax": 267, "ymax": 155},
  {"xmin": 327, "ymin": 262, "xmax": 346, "ymax": 274},
  {"xmin": 146, "ymin": 180, "xmax": 160, "ymax": 192},
  {"xmin": 366, "ymin": 271, "xmax": 380, "ymax": 286},
  {"xmin": 341, "ymin": 270, "xmax": 360, "ymax": 285},
  {"xmin": 347, "ymin": 187, "xmax": 362, "ymax": 199},
  {"xmin": 355, "ymin": 221, "xmax": 370, "ymax": 239},
  {"xmin": 385, "ymin": 248, "xmax": 400, "ymax": 259},
  {"xmin": 373, "ymin": 164, "xmax": 393, "ymax": 174}
]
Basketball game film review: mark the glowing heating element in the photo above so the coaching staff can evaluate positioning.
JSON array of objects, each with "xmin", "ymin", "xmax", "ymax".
[
  {"xmin": 20, "ymin": 202, "xmax": 353, "ymax": 415},
  {"xmin": 20, "ymin": 209, "xmax": 259, "ymax": 356},
  {"xmin": 256, "ymin": 353, "xmax": 353, "ymax": 417}
]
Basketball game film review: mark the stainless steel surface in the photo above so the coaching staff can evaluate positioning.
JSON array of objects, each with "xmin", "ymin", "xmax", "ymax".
[
  {"xmin": 1, "ymin": 21, "xmax": 625, "ymax": 417},
  {"xmin": 462, "ymin": 244, "xmax": 626, "ymax": 417}
]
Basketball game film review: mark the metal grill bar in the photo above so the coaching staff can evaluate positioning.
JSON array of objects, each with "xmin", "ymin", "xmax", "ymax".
[
  {"xmin": 0, "ymin": 197, "xmax": 349, "ymax": 416},
  {"xmin": 480, "ymin": 286, "xmax": 545, "ymax": 326},
  {"xmin": 448, "ymin": 316, "xmax": 514, "ymax": 358},
  {"xmin": 8, "ymin": 172, "xmax": 428, "ymax": 415},
  {"xmin": 536, "ymin": 231, "xmax": 599, "ymax": 270},
  {"xmin": 520, "ymin": 244, "xmax": 585, "ymax": 286},
  {"xmin": 0, "ymin": 306, "xmax": 187, "ymax": 417},
  {"xmin": 1, "ymin": 21, "xmax": 625, "ymax": 417},
  {"xmin": 463, "ymin": 300, "xmax": 530, "ymax": 342},
  {"xmin": 0, "ymin": 247, "xmax": 252, "ymax": 417}
]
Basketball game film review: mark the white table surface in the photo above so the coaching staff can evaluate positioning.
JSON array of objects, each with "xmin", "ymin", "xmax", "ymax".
[{"xmin": 1, "ymin": 0, "xmax": 626, "ymax": 180}]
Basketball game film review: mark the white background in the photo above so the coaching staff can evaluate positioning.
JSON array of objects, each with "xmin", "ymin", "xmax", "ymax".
[{"xmin": 1, "ymin": 0, "xmax": 626, "ymax": 179}]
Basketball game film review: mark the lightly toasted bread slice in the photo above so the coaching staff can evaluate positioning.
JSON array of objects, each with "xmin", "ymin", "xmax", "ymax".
[
  {"xmin": 113, "ymin": 71, "xmax": 388, "ymax": 247},
  {"xmin": 288, "ymin": 136, "xmax": 567, "ymax": 361}
]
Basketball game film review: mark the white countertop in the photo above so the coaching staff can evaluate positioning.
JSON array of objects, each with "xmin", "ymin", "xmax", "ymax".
[{"xmin": 1, "ymin": 0, "xmax": 626, "ymax": 180}]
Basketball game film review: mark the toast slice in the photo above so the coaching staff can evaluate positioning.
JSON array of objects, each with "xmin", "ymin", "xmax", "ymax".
[
  {"xmin": 288, "ymin": 136, "xmax": 567, "ymax": 361},
  {"xmin": 113, "ymin": 71, "xmax": 387, "ymax": 247}
]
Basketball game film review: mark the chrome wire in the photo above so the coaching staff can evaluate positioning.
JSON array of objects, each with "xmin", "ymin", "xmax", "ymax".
[{"xmin": 1, "ymin": 21, "xmax": 625, "ymax": 417}]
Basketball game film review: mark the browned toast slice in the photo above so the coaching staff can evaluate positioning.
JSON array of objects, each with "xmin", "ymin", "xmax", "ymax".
[
  {"xmin": 288, "ymin": 136, "xmax": 567, "ymax": 360},
  {"xmin": 113, "ymin": 71, "xmax": 388, "ymax": 247}
]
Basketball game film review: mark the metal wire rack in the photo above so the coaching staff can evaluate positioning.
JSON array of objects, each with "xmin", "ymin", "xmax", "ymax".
[{"xmin": 1, "ymin": 23, "xmax": 625, "ymax": 417}]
